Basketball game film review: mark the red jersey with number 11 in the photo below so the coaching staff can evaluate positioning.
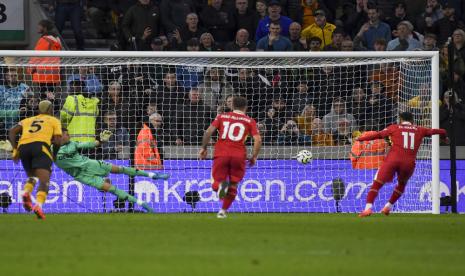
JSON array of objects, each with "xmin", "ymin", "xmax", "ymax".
[
  {"xmin": 211, "ymin": 111, "xmax": 259, "ymax": 158},
  {"xmin": 358, "ymin": 122, "xmax": 446, "ymax": 162}
]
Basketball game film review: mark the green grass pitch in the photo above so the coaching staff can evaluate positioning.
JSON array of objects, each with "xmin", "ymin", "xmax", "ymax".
[{"xmin": 0, "ymin": 213, "xmax": 464, "ymax": 276}]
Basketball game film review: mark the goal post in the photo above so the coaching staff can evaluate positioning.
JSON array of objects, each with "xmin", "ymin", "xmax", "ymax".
[{"xmin": 0, "ymin": 50, "xmax": 441, "ymax": 214}]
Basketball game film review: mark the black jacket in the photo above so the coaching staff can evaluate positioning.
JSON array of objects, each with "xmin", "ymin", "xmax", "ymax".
[{"xmin": 160, "ymin": 0, "xmax": 196, "ymax": 33}]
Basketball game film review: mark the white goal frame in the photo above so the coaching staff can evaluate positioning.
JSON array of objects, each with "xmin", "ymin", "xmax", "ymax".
[{"xmin": 0, "ymin": 50, "xmax": 440, "ymax": 214}]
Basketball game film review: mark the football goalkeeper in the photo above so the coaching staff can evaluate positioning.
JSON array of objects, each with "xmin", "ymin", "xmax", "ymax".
[{"xmin": 55, "ymin": 128, "xmax": 169, "ymax": 213}]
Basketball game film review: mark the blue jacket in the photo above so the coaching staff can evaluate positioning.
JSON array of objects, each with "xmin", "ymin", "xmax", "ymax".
[
  {"xmin": 255, "ymin": 15, "xmax": 293, "ymax": 42},
  {"xmin": 0, "ymin": 83, "xmax": 29, "ymax": 129},
  {"xmin": 256, "ymin": 36, "xmax": 293, "ymax": 51},
  {"xmin": 363, "ymin": 21, "xmax": 392, "ymax": 50},
  {"xmin": 67, "ymin": 74, "xmax": 103, "ymax": 94}
]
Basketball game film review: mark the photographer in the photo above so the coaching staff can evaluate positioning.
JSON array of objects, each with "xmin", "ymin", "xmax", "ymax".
[{"xmin": 276, "ymin": 120, "xmax": 311, "ymax": 146}]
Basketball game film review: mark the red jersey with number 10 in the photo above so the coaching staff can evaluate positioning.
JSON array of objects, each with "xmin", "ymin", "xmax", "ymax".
[
  {"xmin": 358, "ymin": 122, "xmax": 446, "ymax": 162},
  {"xmin": 211, "ymin": 111, "xmax": 259, "ymax": 158}
]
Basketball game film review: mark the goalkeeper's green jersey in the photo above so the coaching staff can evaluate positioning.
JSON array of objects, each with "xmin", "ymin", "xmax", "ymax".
[{"xmin": 55, "ymin": 141, "xmax": 97, "ymax": 177}]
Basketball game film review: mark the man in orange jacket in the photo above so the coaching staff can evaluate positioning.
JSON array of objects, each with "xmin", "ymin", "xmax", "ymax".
[
  {"xmin": 135, "ymin": 113, "xmax": 164, "ymax": 170},
  {"xmin": 28, "ymin": 20, "xmax": 62, "ymax": 100},
  {"xmin": 350, "ymin": 130, "xmax": 388, "ymax": 169}
]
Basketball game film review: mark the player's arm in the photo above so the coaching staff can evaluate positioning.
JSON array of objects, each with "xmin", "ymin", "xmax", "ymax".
[
  {"xmin": 8, "ymin": 124, "xmax": 22, "ymax": 162},
  {"xmin": 424, "ymin": 128, "xmax": 447, "ymax": 138},
  {"xmin": 199, "ymin": 125, "xmax": 217, "ymax": 160},
  {"xmin": 357, "ymin": 126, "xmax": 393, "ymax": 142},
  {"xmin": 8, "ymin": 124, "xmax": 22, "ymax": 150},
  {"xmin": 249, "ymin": 134, "xmax": 262, "ymax": 166},
  {"xmin": 76, "ymin": 141, "xmax": 99, "ymax": 150}
]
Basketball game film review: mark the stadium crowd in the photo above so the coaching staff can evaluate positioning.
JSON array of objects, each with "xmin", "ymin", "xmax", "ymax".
[{"xmin": 1, "ymin": 0, "xmax": 465, "ymax": 163}]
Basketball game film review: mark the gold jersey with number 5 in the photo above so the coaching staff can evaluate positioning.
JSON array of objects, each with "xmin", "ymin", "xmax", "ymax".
[{"xmin": 18, "ymin": 114, "xmax": 62, "ymax": 147}]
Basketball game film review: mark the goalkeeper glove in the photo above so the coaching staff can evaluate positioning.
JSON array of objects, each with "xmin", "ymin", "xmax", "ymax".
[
  {"xmin": 0, "ymin": 140, "xmax": 13, "ymax": 152},
  {"xmin": 99, "ymin": 130, "xmax": 113, "ymax": 143}
]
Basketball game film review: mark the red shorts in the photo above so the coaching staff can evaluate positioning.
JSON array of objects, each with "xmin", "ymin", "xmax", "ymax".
[
  {"xmin": 375, "ymin": 159, "xmax": 415, "ymax": 184},
  {"xmin": 212, "ymin": 156, "xmax": 246, "ymax": 183}
]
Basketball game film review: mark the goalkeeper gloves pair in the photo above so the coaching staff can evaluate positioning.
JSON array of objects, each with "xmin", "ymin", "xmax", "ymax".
[{"xmin": 99, "ymin": 130, "xmax": 113, "ymax": 143}]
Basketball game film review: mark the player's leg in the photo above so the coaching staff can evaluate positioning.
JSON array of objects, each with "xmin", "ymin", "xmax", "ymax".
[
  {"xmin": 109, "ymin": 165, "xmax": 169, "ymax": 180},
  {"xmin": 101, "ymin": 178, "xmax": 154, "ymax": 213},
  {"xmin": 212, "ymin": 157, "xmax": 230, "ymax": 199},
  {"xmin": 359, "ymin": 162, "xmax": 395, "ymax": 217},
  {"xmin": 18, "ymin": 145, "xmax": 36, "ymax": 212},
  {"xmin": 217, "ymin": 157, "xmax": 245, "ymax": 218},
  {"xmin": 32, "ymin": 168, "xmax": 51, "ymax": 220},
  {"xmin": 382, "ymin": 164, "xmax": 415, "ymax": 215}
]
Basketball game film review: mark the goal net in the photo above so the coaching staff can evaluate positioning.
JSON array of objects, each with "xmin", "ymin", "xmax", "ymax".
[{"xmin": 0, "ymin": 51, "xmax": 439, "ymax": 214}]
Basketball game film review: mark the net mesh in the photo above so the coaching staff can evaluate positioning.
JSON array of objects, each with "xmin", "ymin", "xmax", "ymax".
[{"xmin": 0, "ymin": 54, "xmax": 434, "ymax": 213}]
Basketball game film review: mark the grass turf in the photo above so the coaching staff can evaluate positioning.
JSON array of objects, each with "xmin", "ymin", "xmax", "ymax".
[{"xmin": 0, "ymin": 213, "xmax": 464, "ymax": 276}]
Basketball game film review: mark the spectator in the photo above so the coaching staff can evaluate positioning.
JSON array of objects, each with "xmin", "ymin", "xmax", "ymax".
[
  {"xmin": 176, "ymin": 42, "xmax": 204, "ymax": 89},
  {"xmin": 308, "ymin": 36, "xmax": 322, "ymax": 51},
  {"xmin": 217, "ymin": 94, "xmax": 234, "ymax": 114},
  {"xmin": 160, "ymin": 0, "xmax": 196, "ymax": 35},
  {"xmin": 100, "ymin": 81, "xmax": 133, "ymax": 129},
  {"xmin": 255, "ymin": 0, "xmax": 293, "ymax": 41},
  {"xmin": 28, "ymin": 19, "xmax": 62, "ymax": 99},
  {"xmin": 256, "ymin": 21, "xmax": 293, "ymax": 51},
  {"xmin": 234, "ymin": 0, "xmax": 260, "ymax": 40},
  {"xmin": 341, "ymin": 38, "xmax": 354, "ymax": 51},
  {"xmin": 66, "ymin": 66, "xmax": 103, "ymax": 95},
  {"xmin": 270, "ymin": 97, "xmax": 292, "ymax": 125},
  {"xmin": 366, "ymin": 80, "xmax": 394, "ymax": 130},
  {"xmin": 172, "ymin": 13, "xmax": 207, "ymax": 50},
  {"xmin": 60, "ymin": 80, "xmax": 100, "ymax": 143},
  {"xmin": 18, "ymin": 93, "xmax": 39, "ymax": 121},
  {"xmin": 175, "ymin": 88, "xmax": 212, "ymax": 145},
  {"xmin": 135, "ymin": 112, "xmax": 164, "ymax": 170},
  {"xmin": 288, "ymin": 22, "xmax": 307, "ymax": 51},
  {"xmin": 0, "ymin": 68, "xmax": 30, "ymax": 138},
  {"xmin": 310, "ymin": 117, "xmax": 334, "ymax": 146},
  {"xmin": 288, "ymin": 81, "xmax": 312, "ymax": 115},
  {"xmin": 387, "ymin": 1, "xmax": 414, "ymax": 33},
  {"xmin": 343, "ymin": 0, "xmax": 369, "ymax": 37},
  {"xmin": 87, "ymin": 0, "xmax": 113, "ymax": 38},
  {"xmin": 295, "ymin": 104, "xmax": 317, "ymax": 136},
  {"xmin": 197, "ymin": 67, "xmax": 235, "ymax": 111},
  {"xmin": 122, "ymin": 0, "xmax": 161, "ymax": 51},
  {"xmin": 301, "ymin": 0, "xmax": 320, "ymax": 29},
  {"xmin": 150, "ymin": 37, "xmax": 165, "ymax": 51},
  {"xmin": 224, "ymin": 29, "xmax": 256, "ymax": 51},
  {"xmin": 277, "ymin": 119, "xmax": 311, "ymax": 145},
  {"xmin": 256, "ymin": 0, "xmax": 267, "ymax": 20},
  {"xmin": 440, "ymin": 89, "xmax": 465, "ymax": 145},
  {"xmin": 347, "ymin": 86, "xmax": 369, "ymax": 129},
  {"xmin": 322, "ymin": 97, "xmax": 357, "ymax": 136},
  {"xmin": 230, "ymin": 68, "xmax": 267, "ymax": 119},
  {"xmin": 199, "ymin": 33, "xmax": 222, "ymax": 51},
  {"xmin": 354, "ymin": 5, "xmax": 391, "ymax": 50},
  {"xmin": 368, "ymin": 62, "xmax": 399, "ymax": 99},
  {"xmin": 200, "ymin": 0, "xmax": 236, "ymax": 45},
  {"xmin": 418, "ymin": 33, "xmax": 438, "ymax": 51},
  {"xmin": 416, "ymin": 0, "xmax": 444, "ymax": 34},
  {"xmin": 373, "ymin": 38, "xmax": 387, "ymax": 51},
  {"xmin": 387, "ymin": 21, "xmax": 421, "ymax": 51},
  {"xmin": 51, "ymin": 0, "xmax": 85, "ymax": 50},
  {"xmin": 156, "ymin": 71, "xmax": 186, "ymax": 129},
  {"xmin": 301, "ymin": 9, "xmax": 336, "ymax": 49},
  {"xmin": 99, "ymin": 111, "xmax": 130, "ymax": 159},
  {"xmin": 426, "ymin": 2, "xmax": 465, "ymax": 46},
  {"xmin": 323, "ymin": 27, "xmax": 345, "ymax": 51},
  {"xmin": 260, "ymin": 107, "xmax": 280, "ymax": 145}
]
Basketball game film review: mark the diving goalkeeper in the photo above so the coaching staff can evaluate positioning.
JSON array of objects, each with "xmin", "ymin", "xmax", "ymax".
[{"xmin": 55, "ymin": 128, "xmax": 169, "ymax": 213}]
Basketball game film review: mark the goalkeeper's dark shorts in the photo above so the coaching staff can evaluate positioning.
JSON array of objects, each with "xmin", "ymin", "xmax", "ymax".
[{"xmin": 18, "ymin": 142, "xmax": 53, "ymax": 173}]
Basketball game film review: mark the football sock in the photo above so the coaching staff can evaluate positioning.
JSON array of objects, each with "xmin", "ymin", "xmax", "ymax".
[
  {"xmin": 366, "ymin": 181, "xmax": 384, "ymax": 207},
  {"xmin": 23, "ymin": 177, "xmax": 38, "ymax": 194},
  {"xmin": 108, "ymin": 186, "xmax": 138, "ymax": 205},
  {"xmin": 118, "ymin": 166, "xmax": 150, "ymax": 177},
  {"xmin": 388, "ymin": 184, "xmax": 406, "ymax": 205},
  {"xmin": 36, "ymin": 191, "xmax": 47, "ymax": 207},
  {"xmin": 384, "ymin": 202, "xmax": 393, "ymax": 209},
  {"xmin": 222, "ymin": 185, "xmax": 237, "ymax": 211}
]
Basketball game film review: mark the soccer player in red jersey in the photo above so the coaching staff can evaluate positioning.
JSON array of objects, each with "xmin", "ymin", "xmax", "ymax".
[
  {"xmin": 357, "ymin": 112, "xmax": 447, "ymax": 217},
  {"xmin": 199, "ymin": 96, "xmax": 262, "ymax": 218}
]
